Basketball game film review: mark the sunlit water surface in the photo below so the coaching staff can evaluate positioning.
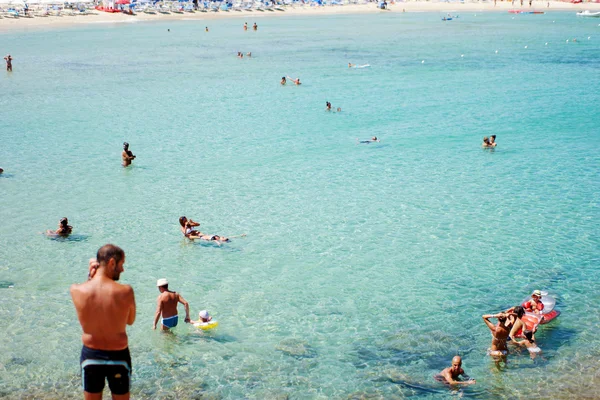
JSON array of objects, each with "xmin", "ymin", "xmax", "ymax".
[{"xmin": 0, "ymin": 11, "xmax": 599, "ymax": 399}]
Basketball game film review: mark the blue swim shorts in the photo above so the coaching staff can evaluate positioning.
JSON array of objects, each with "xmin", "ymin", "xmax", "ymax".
[{"xmin": 161, "ymin": 315, "xmax": 178, "ymax": 329}]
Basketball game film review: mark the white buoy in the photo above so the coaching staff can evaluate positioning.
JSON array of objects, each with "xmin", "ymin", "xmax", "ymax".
[
  {"xmin": 588, "ymin": 36, "xmax": 591, "ymax": 40},
  {"xmin": 461, "ymin": 54, "xmax": 464, "ymax": 57},
  {"xmin": 524, "ymin": 45, "xmax": 528, "ymax": 49},
  {"xmin": 421, "ymin": 60, "xmax": 425, "ymax": 64},
  {"xmin": 545, "ymin": 42, "xmax": 548, "ymax": 45},
  {"xmin": 566, "ymin": 39, "xmax": 569, "ymax": 43},
  {"xmin": 495, "ymin": 50, "xmax": 498, "ymax": 54}
]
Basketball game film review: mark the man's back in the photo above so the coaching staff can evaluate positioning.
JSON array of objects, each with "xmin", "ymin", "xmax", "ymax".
[
  {"xmin": 71, "ymin": 276, "xmax": 135, "ymax": 351},
  {"xmin": 158, "ymin": 291, "xmax": 180, "ymax": 318}
]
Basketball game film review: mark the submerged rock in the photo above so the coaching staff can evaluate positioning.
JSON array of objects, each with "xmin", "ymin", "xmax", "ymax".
[{"xmin": 275, "ymin": 339, "xmax": 317, "ymax": 359}]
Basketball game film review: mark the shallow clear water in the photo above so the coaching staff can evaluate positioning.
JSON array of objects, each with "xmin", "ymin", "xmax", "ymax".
[{"xmin": 0, "ymin": 11, "xmax": 599, "ymax": 399}]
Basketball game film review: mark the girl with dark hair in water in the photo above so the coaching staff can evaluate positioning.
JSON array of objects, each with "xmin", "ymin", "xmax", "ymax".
[{"xmin": 46, "ymin": 217, "xmax": 73, "ymax": 237}]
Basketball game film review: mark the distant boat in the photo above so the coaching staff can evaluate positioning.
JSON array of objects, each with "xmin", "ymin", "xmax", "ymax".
[{"xmin": 576, "ymin": 10, "xmax": 600, "ymax": 17}]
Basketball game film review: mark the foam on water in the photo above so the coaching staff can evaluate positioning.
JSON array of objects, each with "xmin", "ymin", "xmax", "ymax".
[{"xmin": 0, "ymin": 11, "xmax": 599, "ymax": 399}]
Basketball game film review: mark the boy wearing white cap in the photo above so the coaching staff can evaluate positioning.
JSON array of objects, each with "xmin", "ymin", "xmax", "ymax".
[
  {"xmin": 153, "ymin": 278, "xmax": 191, "ymax": 331},
  {"xmin": 191, "ymin": 310, "xmax": 212, "ymax": 325}
]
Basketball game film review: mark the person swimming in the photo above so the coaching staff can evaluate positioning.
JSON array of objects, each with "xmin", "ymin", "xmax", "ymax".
[
  {"xmin": 348, "ymin": 63, "xmax": 355, "ymax": 68},
  {"xmin": 280, "ymin": 76, "xmax": 286, "ymax": 85},
  {"xmin": 287, "ymin": 76, "xmax": 301, "ymax": 85},
  {"xmin": 46, "ymin": 217, "xmax": 73, "ymax": 237},
  {"xmin": 434, "ymin": 356, "xmax": 476, "ymax": 386},
  {"xmin": 326, "ymin": 101, "xmax": 332, "ymax": 111},
  {"xmin": 357, "ymin": 136, "xmax": 380, "ymax": 144},
  {"xmin": 482, "ymin": 135, "xmax": 497, "ymax": 148}
]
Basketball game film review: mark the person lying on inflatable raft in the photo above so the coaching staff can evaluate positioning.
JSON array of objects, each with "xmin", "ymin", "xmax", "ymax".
[
  {"xmin": 505, "ymin": 290, "xmax": 560, "ymax": 340},
  {"xmin": 179, "ymin": 216, "xmax": 231, "ymax": 243}
]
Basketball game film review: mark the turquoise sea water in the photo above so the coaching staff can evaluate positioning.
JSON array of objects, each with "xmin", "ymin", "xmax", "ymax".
[{"xmin": 1, "ymin": 11, "xmax": 599, "ymax": 399}]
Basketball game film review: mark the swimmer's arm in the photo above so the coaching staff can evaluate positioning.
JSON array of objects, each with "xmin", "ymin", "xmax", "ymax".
[
  {"xmin": 178, "ymin": 294, "xmax": 191, "ymax": 323},
  {"xmin": 482, "ymin": 315, "xmax": 497, "ymax": 332},
  {"xmin": 442, "ymin": 370, "xmax": 475, "ymax": 385},
  {"xmin": 153, "ymin": 298, "xmax": 162, "ymax": 329},
  {"xmin": 188, "ymin": 220, "xmax": 200, "ymax": 227}
]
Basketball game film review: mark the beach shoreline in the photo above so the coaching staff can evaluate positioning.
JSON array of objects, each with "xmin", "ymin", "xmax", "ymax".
[{"xmin": 1, "ymin": 1, "xmax": 599, "ymax": 32}]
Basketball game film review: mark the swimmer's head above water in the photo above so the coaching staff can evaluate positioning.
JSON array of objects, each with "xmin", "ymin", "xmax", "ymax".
[
  {"xmin": 450, "ymin": 356, "xmax": 462, "ymax": 373},
  {"xmin": 123, "ymin": 142, "xmax": 129, "ymax": 150},
  {"xmin": 513, "ymin": 305, "xmax": 525, "ymax": 318}
]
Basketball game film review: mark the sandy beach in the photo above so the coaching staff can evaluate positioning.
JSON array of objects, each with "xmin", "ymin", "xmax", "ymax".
[{"xmin": 1, "ymin": 1, "xmax": 599, "ymax": 32}]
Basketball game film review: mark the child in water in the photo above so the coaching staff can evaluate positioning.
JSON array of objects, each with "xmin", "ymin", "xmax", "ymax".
[{"xmin": 191, "ymin": 310, "xmax": 215, "ymax": 327}]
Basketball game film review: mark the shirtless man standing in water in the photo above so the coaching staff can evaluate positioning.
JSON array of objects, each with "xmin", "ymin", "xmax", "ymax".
[
  {"xmin": 122, "ymin": 142, "xmax": 136, "ymax": 167},
  {"xmin": 70, "ymin": 244, "xmax": 136, "ymax": 400},
  {"xmin": 153, "ymin": 278, "xmax": 191, "ymax": 331},
  {"xmin": 482, "ymin": 312, "xmax": 513, "ymax": 358}
]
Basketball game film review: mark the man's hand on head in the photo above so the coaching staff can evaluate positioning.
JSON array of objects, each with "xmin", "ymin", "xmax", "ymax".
[{"xmin": 88, "ymin": 258, "xmax": 99, "ymax": 279}]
